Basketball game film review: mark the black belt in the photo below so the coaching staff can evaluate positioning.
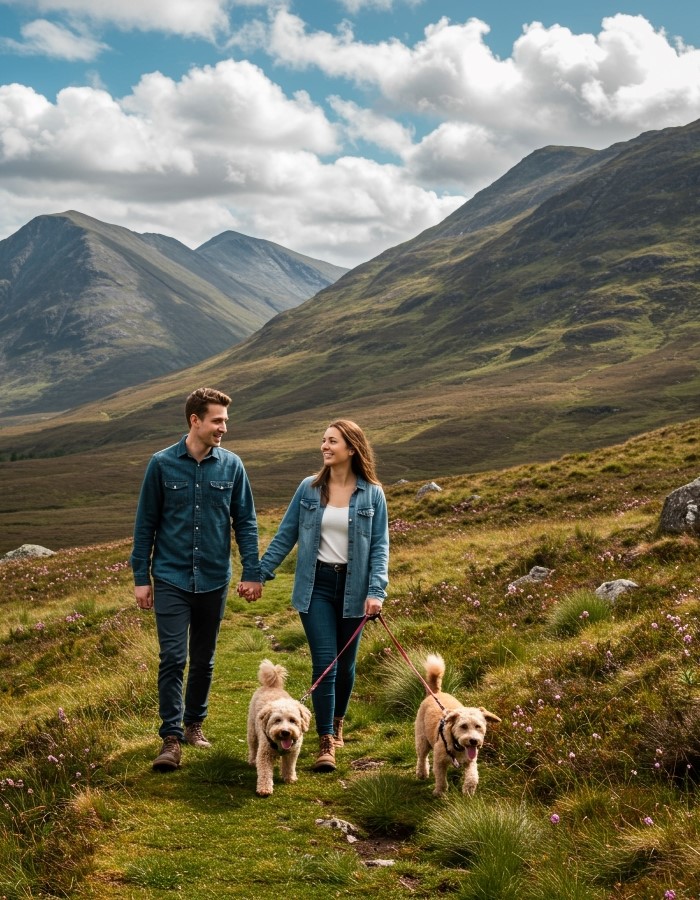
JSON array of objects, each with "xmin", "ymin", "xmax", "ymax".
[{"xmin": 316, "ymin": 560, "xmax": 348, "ymax": 573}]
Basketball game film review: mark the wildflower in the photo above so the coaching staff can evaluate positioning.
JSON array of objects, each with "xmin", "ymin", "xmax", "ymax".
[
  {"xmin": 592, "ymin": 733, "xmax": 601, "ymax": 740},
  {"xmin": 569, "ymin": 752, "xmax": 576, "ymax": 760},
  {"xmin": 58, "ymin": 707, "xmax": 68, "ymax": 722},
  {"xmin": 47, "ymin": 755, "xmax": 59, "ymax": 764},
  {"xmin": 34, "ymin": 621, "xmax": 45, "ymax": 631},
  {"xmin": 664, "ymin": 891, "xmax": 676, "ymax": 899},
  {"xmin": 651, "ymin": 622, "xmax": 659, "ymax": 629},
  {"xmin": 654, "ymin": 762, "xmax": 661, "ymax": 769},
  {"xmin": 550, "ymin": 814, "xmax": 560, "ymax": 824},
  {"xmin": 643, "ymin": 816, "xmax": 654, "ymax": 826},
  {"xmin": 579, "ymin": 610, "xmax": 589, "ymax": 619},
  {"xmin": 683, "ymin": 634, "xmax": 692, "ymax": 644}
]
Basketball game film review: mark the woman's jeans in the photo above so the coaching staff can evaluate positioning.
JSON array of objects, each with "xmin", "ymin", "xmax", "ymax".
[
  {"xmin": 299, "ymin": 565, "xmax": 364, "ymax": 736},
  {"xmin": 153, "ymin": 579, "xmax": 228, "ymax": 740}
]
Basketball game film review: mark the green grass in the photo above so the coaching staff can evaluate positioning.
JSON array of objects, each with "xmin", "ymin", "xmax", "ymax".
[{"xmin": 1, "ymin": 422, "xmax": 700, "ymax": 897}]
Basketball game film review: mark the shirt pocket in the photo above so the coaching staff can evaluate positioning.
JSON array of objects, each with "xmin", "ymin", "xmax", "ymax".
[
  {"xmin": 356, "ymin": 506, "xmax": 375, "ymax": 536},
  {"xmin": 209, "ymin": 480, "xmax": 234, "ymax": 509},
  {"xmin": 300, "ymin": 498, "xmax": 319, "ymax": 529},
  {"xmin": 164, "ymin": 480, "xmax": 190, "ymax": 508}
]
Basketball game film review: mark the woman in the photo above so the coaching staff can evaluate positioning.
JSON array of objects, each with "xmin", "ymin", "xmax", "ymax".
[{"xmin": 258, "ymin": 420, "xmax": 389, "ymax": 771}]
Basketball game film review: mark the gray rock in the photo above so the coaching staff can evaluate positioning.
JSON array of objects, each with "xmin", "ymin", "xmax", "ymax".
[
  {"xmin": 508, "ymin": 566, "xmax": 554, "ymax": 590},
  {"xmin": 2, "ymin": 544, "xmax": 55, "ymax": 562},
  {"xmin": 595, "ymin": 579, "xmax": 638, "ymax": 601},
  {"xmin": 659, "ymin": 477, "xmax": 700, "ymax": 535},
  {"xmin": 364, "ymin": 859, "xmax": 396, "ymax": 867},
  {"xmin": 416, "ymin": 481, "xmax": 442, "ymax": 499},
  {"xmin": 315, "ymin": 817, "xmax": 359, "ymax": 836}
]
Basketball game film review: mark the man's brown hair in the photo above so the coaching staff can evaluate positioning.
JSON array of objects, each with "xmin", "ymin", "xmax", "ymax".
[{"xmin": 185, "ymin": 387, "xmax": 231, "ymax": 426}]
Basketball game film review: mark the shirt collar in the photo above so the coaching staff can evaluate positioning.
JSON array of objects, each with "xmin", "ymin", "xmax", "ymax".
[{"xmin": 175, "ymin": 434, "xmax": 221, "ymax": 461}]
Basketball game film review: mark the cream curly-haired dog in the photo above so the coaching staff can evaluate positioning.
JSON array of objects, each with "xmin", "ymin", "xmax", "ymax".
[
  {"xmin": 415, "ymin": 653, "xmax": 500, "ymax": 796},
  {"xmin": 247, "ymin": 659, "xmax": 311, "ymax": 797}
]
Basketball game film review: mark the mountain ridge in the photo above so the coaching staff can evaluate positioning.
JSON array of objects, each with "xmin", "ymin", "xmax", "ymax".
[{"xmin": 0, "ymin": 210, "xmax": 347, "ymax": 415}]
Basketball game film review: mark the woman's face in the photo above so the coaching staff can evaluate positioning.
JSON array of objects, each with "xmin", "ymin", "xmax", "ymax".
[{"xmin": 321, "ymin": 426, "xmax": 353, "ymax": 468}]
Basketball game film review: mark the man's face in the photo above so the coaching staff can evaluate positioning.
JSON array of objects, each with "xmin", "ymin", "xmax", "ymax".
[{"xmin": 191, "ymin": 403, "xmax": 228, "ymax": 449}]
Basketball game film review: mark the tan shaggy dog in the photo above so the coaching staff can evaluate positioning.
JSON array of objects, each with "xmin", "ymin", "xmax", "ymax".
[
  {"xmin": 247, "ymin": 659, "xmax": 312, "ymax": 797},
  {"xmin": 415, "ymin": 653, "xmax": 501, "ymax": 796}
]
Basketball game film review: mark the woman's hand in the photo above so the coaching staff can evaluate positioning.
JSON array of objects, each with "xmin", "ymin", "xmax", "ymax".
[{"xmin": 365, "ymin": 597, "xmax": 383, "ymax": 617}]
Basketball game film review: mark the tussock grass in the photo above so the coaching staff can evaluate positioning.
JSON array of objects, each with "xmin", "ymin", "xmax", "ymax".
[{"xmin": 547, "ymin": 589, "xmax": 613, "ymax": 636}]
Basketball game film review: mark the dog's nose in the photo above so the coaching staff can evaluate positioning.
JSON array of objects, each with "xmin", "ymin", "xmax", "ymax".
[
  {"xmin": 469, "ymin": 738, "xmax": 479, "ymax": 746},
  {"xmin": 280, "ymin": 731, "xmax": 290, "ymax": 738}
]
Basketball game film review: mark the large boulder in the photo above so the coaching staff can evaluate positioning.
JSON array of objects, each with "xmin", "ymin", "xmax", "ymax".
[
  {"xmin": 1, "ymin": 543, "xmax": 55, "ymax": 562},
  {"xmin": 659, "ymin": 477, "xmax": 700, "ymax": 535},
  {"xmin": 595, "ymin": 579, "xmax": 638, "ymax": 602}
]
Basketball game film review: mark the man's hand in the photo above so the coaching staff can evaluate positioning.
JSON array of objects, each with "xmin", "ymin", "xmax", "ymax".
[
  {"xmin": 135, "ymin": 584, "xmax": 153, "ymax": 610},
  {"xmin": 237, "ymin": 581, "xmax": 263, "ymax": 602}
]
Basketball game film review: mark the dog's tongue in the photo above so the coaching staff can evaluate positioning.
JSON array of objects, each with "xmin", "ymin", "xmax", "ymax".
[
  {"xmin": 467, "ymin": 747, "xmax": 478, "ymax": 761},
  {"xmin": 281, "ymin": 737, "xmax": 293, "ymax": 751}
]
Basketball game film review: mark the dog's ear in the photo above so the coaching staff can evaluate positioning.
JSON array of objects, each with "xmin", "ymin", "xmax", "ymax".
[
  {"xmin": 480, "ymin": 707, "xmax": 501, "ymax": 724},
  {"xmin": 258, "ymin": 702, "xmax": 274, "ymax": 730},
  {"xmin": 297, "ymin": 702, "xmax": 312, "ymax": 732},
  {"xmin": 444, "ymin": 709, "xmax": 462, "ymax": 727}
]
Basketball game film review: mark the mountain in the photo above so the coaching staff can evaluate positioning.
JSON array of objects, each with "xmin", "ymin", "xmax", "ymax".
[
  {"xmin": 1, "ymin": 119, "xmax": 699, "ymax": 542},
  {"xmin": 0, "ymin": 211, "xmax": 347, "ymax": 416}
]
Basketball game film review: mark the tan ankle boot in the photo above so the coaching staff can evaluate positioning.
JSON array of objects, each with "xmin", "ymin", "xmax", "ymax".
[
  {"xmin": 332, "ymin": 716, "xmax": 344, "ymax": 748},
  {"xmin": 313, "ymin": 734, "xmax": 336, "ymax": 772}
]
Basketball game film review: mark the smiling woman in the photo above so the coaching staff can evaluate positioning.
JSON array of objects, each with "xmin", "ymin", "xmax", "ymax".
[{"xmin": 257, "ymin": 418, "xmax": 389, "ymax": 771}]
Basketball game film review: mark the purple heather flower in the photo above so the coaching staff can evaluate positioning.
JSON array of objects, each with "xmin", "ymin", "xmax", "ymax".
[
  {"xmin": 550, "ymin": 814, "xmax": 560, "ymax": 824},
  {"xmin": 643, "ymin": 816, "xmax": 654, "ymax": 826},
  {"xmin": 664, "ymin": 891, "xmax": 676, "ymax": 899}
]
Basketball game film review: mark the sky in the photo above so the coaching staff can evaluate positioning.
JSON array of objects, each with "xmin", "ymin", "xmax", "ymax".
[{"xmin": 0, "ymin": 1, "xmax": 699, "ymax": 268}]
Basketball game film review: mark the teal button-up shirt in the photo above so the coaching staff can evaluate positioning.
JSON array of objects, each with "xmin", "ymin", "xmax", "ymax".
[{"xmin": 131, "ymin": 436, "xmax": 261, "ymax": 592}]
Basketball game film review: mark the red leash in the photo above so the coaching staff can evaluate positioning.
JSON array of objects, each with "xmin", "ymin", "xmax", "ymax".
[
  {"xmin": 300, "ymin": 615, "xmax": 370, "ymax": 704},
  {"xmin": 373, "ymin": 613, "xmax": 447, "ymax": 713},
  {"xmin": 300, "ymin": 612, "xmax": 446, "ymax": 715}
]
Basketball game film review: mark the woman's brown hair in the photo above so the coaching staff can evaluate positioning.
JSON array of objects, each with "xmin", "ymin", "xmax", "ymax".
[{"xmin": 312, "ymin": 419, "xmax": 380, "ymax": 503}]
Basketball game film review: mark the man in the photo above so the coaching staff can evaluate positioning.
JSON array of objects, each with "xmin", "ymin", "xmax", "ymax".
[{"xmin": 131, "ymin": 387, "xmax": 262, "ymax": 772}]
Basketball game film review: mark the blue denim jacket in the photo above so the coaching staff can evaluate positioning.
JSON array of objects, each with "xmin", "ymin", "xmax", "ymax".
[
  {"xmin": 260, "ymin": 475, "xmax": 389, "ymax": 617},
  {"xmin": 130, "ymin": 436, "xmax": 261, "ymax": 592}
]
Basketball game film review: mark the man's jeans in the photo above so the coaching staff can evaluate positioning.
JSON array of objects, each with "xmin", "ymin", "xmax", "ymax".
[
  {"xmin": 154, "ymin": 579, "xmax": 228, "ymax": 740},
  {"xmin": 299, "ymin": 566, "xmax": 364, "ymax": 736}
]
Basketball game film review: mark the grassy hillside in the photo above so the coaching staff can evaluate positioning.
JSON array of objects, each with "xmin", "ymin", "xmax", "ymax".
[{"xmin": 1, "ymin": 421, "xmax": 698, "ymax": 898}]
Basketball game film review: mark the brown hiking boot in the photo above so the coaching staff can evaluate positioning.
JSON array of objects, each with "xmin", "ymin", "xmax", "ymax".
[
  {"xmin": 184, "ymin": 722, "xmax": 212, "ymax": 748},
  {"xmin": 313, "ymin": 734, "xmax": 336, "ymax": 772},
  {"xmin": 152, "ymin": 735, "xmax": 181, "ymax": 772},
  {"xmin": 333, "ymin": 716, "xmax": 345, "ymax": 748}
]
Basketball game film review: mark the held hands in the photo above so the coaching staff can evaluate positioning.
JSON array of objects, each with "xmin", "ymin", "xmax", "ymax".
[{"xmin": 237, "ymin": 581, "xmax": 263, "ymax": 602}]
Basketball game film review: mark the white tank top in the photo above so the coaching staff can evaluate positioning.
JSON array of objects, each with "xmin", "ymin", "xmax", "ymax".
[{"xmin": 317, "ymin": 506, "xmax": 349, "ymax": 564}]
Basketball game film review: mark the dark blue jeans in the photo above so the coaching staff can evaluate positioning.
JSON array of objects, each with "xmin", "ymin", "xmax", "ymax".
[
  {"xmin": 299, "ymin": 565, "xmax": 364, "ymax": 736},
  {"xmin": 153, "ymin": 579, "xmax": 228, "ymax": 740}
]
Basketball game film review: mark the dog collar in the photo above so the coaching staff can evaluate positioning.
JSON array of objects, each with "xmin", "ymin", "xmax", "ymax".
[{"xmin": 438, "ymin": 718, "xmax": 460, "ymax": 769}]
